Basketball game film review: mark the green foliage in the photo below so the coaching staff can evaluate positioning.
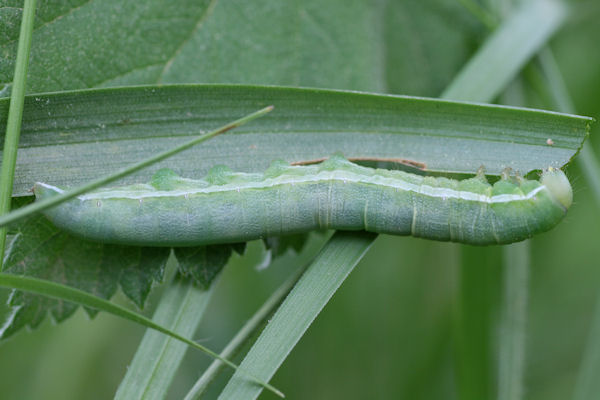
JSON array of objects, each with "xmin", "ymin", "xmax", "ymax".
[
  {"xmin": 219, "ymin": 231, "xmax": 376, "ymax": 399},
  {"xmin": 0, "ymin": 0, "xmax": 599, "ymax": 399},
  {"xmin": 264, "ymin": 234, "xmax": 310, "ymax": 258},
  {"xmin": 175, "ymin": 244, "xmax": 246, "ymax": 289},
  {"xmin": 1, "ymin": 213, "xmax": 169, "ymax": 338},
  {"xmin": 1, "ymin": 210, "xmax": 253, "ymax": 338},
  {"xmin": 0, "ymin": 86, "xmax": 590, "ymax": 197}
]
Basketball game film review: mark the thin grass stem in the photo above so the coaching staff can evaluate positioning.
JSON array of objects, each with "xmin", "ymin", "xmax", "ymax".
[{"xmin": 0, "ymin": 0, "xmax": 38, "ymax": 269}]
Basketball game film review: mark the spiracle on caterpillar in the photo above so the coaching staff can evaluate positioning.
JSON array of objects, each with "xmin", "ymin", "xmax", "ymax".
[{"xmin": 33, "ymin": 154, "xmax": 572, "ymax": 246}]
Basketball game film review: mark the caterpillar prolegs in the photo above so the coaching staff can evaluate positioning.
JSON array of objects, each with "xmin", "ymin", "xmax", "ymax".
[{"xmin": 33, "ymin": 155, "xmax": 572, "ymax": 246}]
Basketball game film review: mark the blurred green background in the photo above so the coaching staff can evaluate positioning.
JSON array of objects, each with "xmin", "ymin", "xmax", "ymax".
[{"xmin": 1, "ymin": 0, "xmax": 599, "ymax": 399}]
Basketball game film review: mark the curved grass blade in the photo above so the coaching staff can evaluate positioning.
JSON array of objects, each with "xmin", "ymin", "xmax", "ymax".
[
  {"xmin": 442, "ymin": 0, "xmax": 567, "ymax": 102},
  {"xmin": 440, "ymin": 3, "xmax": 570, "ymax": 399},
  {"xmin": 0, "ymin": 0, "xmax": 38, "ymax": 267},
  {"xmin": 185, "ymin": 262, "xmax": 307, "ymax": 400},
  {"xmin": 217, "ymin": 231, "xmax": 376, "ymax": 400},
  {"xmin": 0, "ymin": 105, "xmax": 273, "ymax": 228},
  {"xmin": 457, "ymin": 0, "xmax": 497, "ymax": 29},
  {"xmin": 0, "ymin": 235, "xmax": 170, "ymax": 339},
  {"xmin": 115, "ymin": 276, "xmax": 218, "ymax": 400},
  {"xmin": 0, "ymin": 273, "xmax": 283, "ymax": 398},
  {"xmin": 536, "ymin": 47, "xmax": 600, "ymax": 400}
]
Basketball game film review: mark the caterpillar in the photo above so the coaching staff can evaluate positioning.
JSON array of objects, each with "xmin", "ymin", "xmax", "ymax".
[{"xmin": 33, "ymin": 155, "xmax": 572, "ymax": 246}]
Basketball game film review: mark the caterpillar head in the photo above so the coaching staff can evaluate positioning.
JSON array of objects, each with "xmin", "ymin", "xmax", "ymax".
[
  {"xmin": 32, "ymin": 182, "xmax": 63, "ymax": 200},
  {"xmin": 541, "ymin": 167, "xmax": 572, "ymax": 210}
]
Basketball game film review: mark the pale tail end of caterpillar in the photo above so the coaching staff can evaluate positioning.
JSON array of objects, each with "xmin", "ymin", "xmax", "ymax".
[{"xmin": 33, "ymin": 155, "xmax": 572, "ymax": 247}]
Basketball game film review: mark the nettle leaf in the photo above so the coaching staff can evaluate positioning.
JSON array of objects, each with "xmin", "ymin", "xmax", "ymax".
[
  {"xmin": 173, "ymin": 243, "xmax": 246, "ymax": 289},
  {"xmin": 0, "ymin": 0, "xmax": 215, "ymax": 92},
  {"xmin": 0, "ymin": 208, "xmax": 249, "ymax": 338},
  {"xmin": 0, "ymin": 0, "xmax": 479, "ymax": 95},
  {"xmin": 0, "ymin": 214, "xmax": 169, "ymax": 339},
  {"xmin": 263, "ymin": 234, "xmax": 312, "ymax": 259}
]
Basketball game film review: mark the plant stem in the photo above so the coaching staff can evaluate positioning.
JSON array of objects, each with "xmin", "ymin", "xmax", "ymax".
[
  {"xmin": 0, "ymin": 105, "xmax": 273, "ymax": 229},
  {"xmin": 0, "ymin": 0, "xmax": 38, "ymax": 270}
]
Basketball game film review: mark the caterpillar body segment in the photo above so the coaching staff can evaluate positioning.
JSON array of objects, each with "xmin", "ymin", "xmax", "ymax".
[{"xmin": 33, "ymin": 155, "xmax": 571, "ymax": 247}]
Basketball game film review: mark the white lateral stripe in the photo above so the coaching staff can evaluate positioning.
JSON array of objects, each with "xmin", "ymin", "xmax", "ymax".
[{"xmin": 37, "ymin": 170, "xmax": 546, "ymax": 204}]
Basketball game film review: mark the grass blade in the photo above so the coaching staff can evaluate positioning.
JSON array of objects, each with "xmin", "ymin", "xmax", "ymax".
[
  {"xmin": 536, "ymin": 47, "xmax": 600, "ymax": 400},
  {"xmin": 115, "ymin": 277, "xmax": 217, "ymax": 400},
  {"xmin": 457, "ymin": 0, "xmax": 498, "ymax": 29},
  {"xmin": 440, "ymin": 3, "xmax": 569, "ymax": 399},
  {"xmin": 454, "ymin": 247, "xmax": 500, "ymax": 400},
  {"xmin": 442, "ymin": 0, "xmax": 567, "ymax": 102},
  {"xmin": 0, "ymin": 105, "xmax": 273, "ymax": 228},
  {"xmin": 498, "ymin": 242, "xmax": 529, "ymax": 400},
  {"xmin": 0, "ymin": 273, "xmax": 283, "ymax": 398},
  {"xmin": 0, "ymin": 0, "xmax": 37, "ymax": 268},
  {"xmin": 572, "ymin": 295, "xmax": 600, "ymax": 400},
  {"xmin": 1, "ymin": 85, "xmax": 591, "ymax": 198},
  {"xmin": 217, "ymin": 231, "xmax": 376, "ymax": 400},
  {"xmin": 184, "ymin": 264, "xmax": 307, "ymax": 400},
  {"xmin": 578, "ymin": 145, "xmax": 600, "ymax": 207}
]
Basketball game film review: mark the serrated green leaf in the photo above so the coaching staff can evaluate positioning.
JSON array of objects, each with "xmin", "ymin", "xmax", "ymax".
[
  {"xmin": 0, "ymin": 213, "xmax": 169, "ymax": 339},
  {"xmin": 0, "ymin": 108, "xmax": 268, "ymax": 338},
  {"xmin": 174, "ymin": 243, "xmax": 245, "ymax": 289},
  {"xmin": 0, "ymin": 0, "xmax": 214, "ymax": 91},
  {"xmin": 263, "ymin": 234, "xmax": 312, "ymax": 259},
  {"xmin": 0, "ymin": 272, "xmax": 284, "ymax": 398},
  {"xmin": 0, "ymin": 1, "xmax": 479, "ymax": 96}
]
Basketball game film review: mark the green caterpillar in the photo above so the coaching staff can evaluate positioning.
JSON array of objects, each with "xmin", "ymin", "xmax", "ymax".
[{"xmin": 33, "ymin": 155, "xmax": 572, "ymax": 246}]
